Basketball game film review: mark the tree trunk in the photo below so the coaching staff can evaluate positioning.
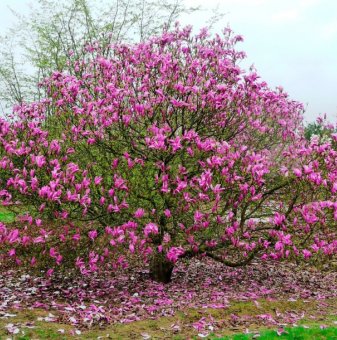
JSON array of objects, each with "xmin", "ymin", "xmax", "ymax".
[{"xmin": 149, "ymin": 252, "xmax": 174, "ymax": 283}]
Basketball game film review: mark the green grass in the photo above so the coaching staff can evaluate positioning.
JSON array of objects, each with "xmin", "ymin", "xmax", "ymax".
[
  {"xmin": 0, "ymin": 211, "xmax": 15, "ymax": 223},
  {"xmin": 219, "ymin": 326, "xmax": 337, "ymax": 339},
  {"xmin": 0, "ymin": 206, "xmax": 15, "ymax": 223},
  {"xmin": 0, "ymin": 298, "xmax": 336, "ymax": 339}
]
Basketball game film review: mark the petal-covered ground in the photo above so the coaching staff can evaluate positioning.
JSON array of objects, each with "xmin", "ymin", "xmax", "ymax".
[{"xmin": 1, "ymin": 259, "xmax": 336, "ymax": 337}]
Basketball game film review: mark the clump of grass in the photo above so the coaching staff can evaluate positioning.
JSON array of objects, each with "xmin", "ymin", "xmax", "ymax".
[
  {"xmin": 219, "ymin": 326, "xmax": 337, "ymax": 339},
  {"xmin": 0, "ymin": 211, "xmax": 15, "ymax": 223}
]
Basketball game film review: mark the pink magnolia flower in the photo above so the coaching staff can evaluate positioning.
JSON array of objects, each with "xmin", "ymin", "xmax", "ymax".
[
  {"xmin": 72, "ymin": 233, "xmax": 81, "ymax": 241},
  {"xmin": 35, "ymin": 155, "xmax": 46, "ymax": 168},
  {"xmin": 49, "ymin": 247, "xmax": 58, "ymax": 258},
  {"xmin": 303, "ymin": 249, "xmax": 312, "ymax": 259},
  {"xmin": 163, "ymin": 233, "xmax": 171, "ymax": 243},
  {"xmin": 134, "ymin": 208, "xmax": 145, "ymax": 219},
  {"xmin": 144, "ymin": 223, "xmax": 159, "ymax": 237},
  {"xmin": 169, "ymin": 136, "xmax": 182, "ymax": 152},
  {"xmin": 46, "ymin": 268, "xmax": 54, "ymax": 277},
  {"xmin": 164, "ymin": 209, "xmax": 171, "ymax": 218},
  {"xmin": 166, "ymin": 246, "xmax": 184, "ymax": 263},
  {"xmin": 50, "ymin": 139, "xmax": 61, "ymax": 153},
  {"xmin": 7, "ymin": 229, "xmax": 19, "ymax": 243},
  {"xmin": 275, "ymin": 241, "xmax": 283, "ymax": 251},
  {"xmin": 8, "ymin": 248, "xmax": 16, "ymax": 257},
  {"xmin": 56, "ymin": 254, "xmax": 63, "ymax": 265},
  {"xmin": 94, "ymin": 176, "xmax": 102, "ymax": 185},
  {"xmin": 274, "ymin": 213, "xmax": 285, "ymax": 226},
  {"xmin": 88, "ymin": 230, "xmax": 98, "ymax": 240},
  {"xmin": 293, "ymin": 168, "xmax": 302, "ymax": 178},
  {"xmin": 311, "ymin": 243, "xmax": 320, "ymax": 252},
  {"xmin": 129, "ymin": 243, "xmax": 135, "ymax": 253},
  {"xmin": 75, "ymin": 257, "xmax": 84, "ymax": 269}
]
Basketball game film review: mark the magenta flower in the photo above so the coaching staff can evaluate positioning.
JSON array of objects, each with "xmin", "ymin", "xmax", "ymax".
[
  {"xmin": 144, "ymin": 223, "xmax": 159, "ymax": 237},
  {"xmin": 303, "ymin": 249, "xmax": 312, "ymax": 259},
  {"xmin": 88, "ymin": 230, "xmax": 98, "ymax": 240},
  {"xmin": 94, "ymin": 176, "xmax": 102, "ymax": 185},
  {"xmin": 134, "ymin": 208, "xmax": 145, "ymax": 219},
  {"xmin": 166, "ymin": 247, "xmax": 184, "ymax": 263},
  {"xmin": 35, "ymin": 155, "xmax": 46, "ymax": 168},
  {"xmin": 293, "ymin": 168, "xmax": 302, "ymax": 177},
  {"xmin": 164, "ymin": 209, "xmax": 171, "ymax": 218}
]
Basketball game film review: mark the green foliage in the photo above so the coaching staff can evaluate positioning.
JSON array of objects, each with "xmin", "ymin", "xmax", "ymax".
[
  {"xmin": 304, "ymin": 122, "xmax": 334, "ymax": 141},
  {"xmin": 0, "ymin": 0, "xmax": 201, "ymax": 112}
]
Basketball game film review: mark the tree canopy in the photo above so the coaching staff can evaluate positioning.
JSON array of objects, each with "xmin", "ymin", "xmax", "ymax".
[{"xmin": 0, "ymin": 25, "xmax": 336, "ymax": 283}]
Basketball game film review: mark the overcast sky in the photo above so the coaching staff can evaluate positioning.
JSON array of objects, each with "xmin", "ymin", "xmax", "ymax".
[{"xmin": 0, "ymin": 0, "xmax": 336, "ymax": 122}]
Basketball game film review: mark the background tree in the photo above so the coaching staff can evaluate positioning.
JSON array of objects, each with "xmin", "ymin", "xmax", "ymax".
[
  {"xmin": 0, "ymin": 0, "xmax": 201, "ymax": 113},
  {"xmin": 304, "ymin": 118, "xmax": 336, "ymax": 141}
]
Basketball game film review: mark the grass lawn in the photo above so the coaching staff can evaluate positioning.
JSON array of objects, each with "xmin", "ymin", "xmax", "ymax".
[
  {"xmin": 220, "ymin": 326, "xmax": 337, "ymax": 339},
  {"xmin": 0, "ymin": 298, "xmax": 336, "ymax": 339},
  {"xmin": 0, "ymin": 208, "xmax": 15, "ymax": 223},
  {"xmin": 2, "ymin": 326, "xmax": 337, "ymax": 340}
]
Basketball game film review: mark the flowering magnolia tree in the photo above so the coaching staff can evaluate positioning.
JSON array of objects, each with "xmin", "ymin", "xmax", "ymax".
[{"xmin": 0, "ymin": 25, "xmax": 336, "ymax": 283}]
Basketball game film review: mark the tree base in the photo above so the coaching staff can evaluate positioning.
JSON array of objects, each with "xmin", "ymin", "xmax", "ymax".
[{"xmin": 149, "ymin": 253, "xmax": 174, "ymax": 283}]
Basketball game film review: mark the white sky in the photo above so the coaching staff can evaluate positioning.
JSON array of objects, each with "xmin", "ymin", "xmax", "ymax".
[{"xmin": 0, "ymin": 0, "xmax": 337, "ymax": 122}]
